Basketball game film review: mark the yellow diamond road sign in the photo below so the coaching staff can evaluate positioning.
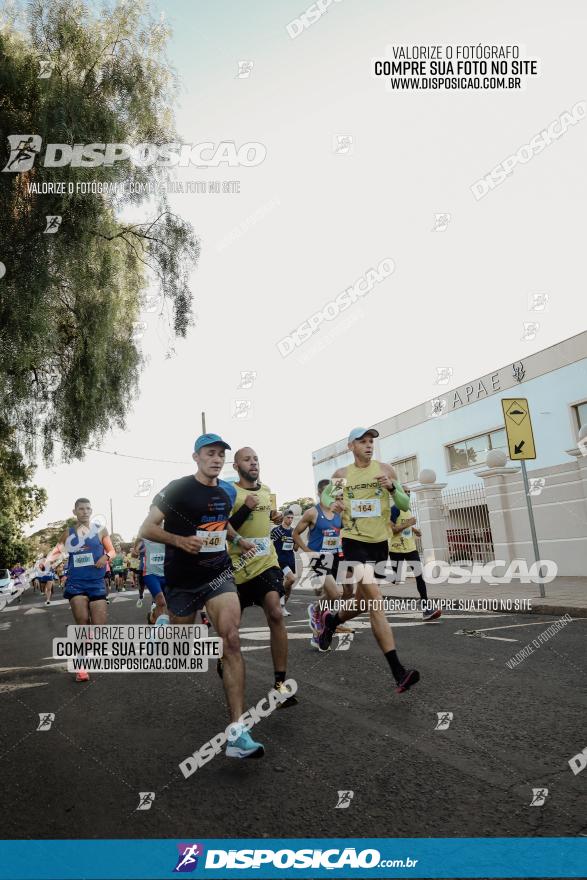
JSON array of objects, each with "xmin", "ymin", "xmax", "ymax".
[{"xmin": 501, "ymin": 398, "xmax": 536, "ymax": 460}]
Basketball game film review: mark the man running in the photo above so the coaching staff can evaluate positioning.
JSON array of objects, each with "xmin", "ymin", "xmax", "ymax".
[
  {"xmin": 316, "ymin": 428, "xmax": 420, "ymax": 694},
  {"xmin": 111, "ymin": 548, "xmax": 126, "ymax": 591},
  {"xmin": 389, "ymin": 487, "xmax": 441, "ymax": 622},
  {"xmin": 41, "ymin": 498, "xmax": 115, "ymax": 681},
  {"xmin": 138, "ymin": 536, "xmax": 169, "ymax": 624},
  {"xmin": 270, "ymin": 510, "xmax": 297, "ymax": 617},
  {"xmin": 223, "ymin": 447, "xmax": 297, "ymax": 707},
  {"xmin": 39, "ymin": 566, "xmax": 57, "ymax": 605},
  {"xmin": 293, "ymin": 479, "xmax": 350, "ymax": 648},
  {"xmin": 139, "ymin": 433, "xmax": 266, "ymax": 759}
]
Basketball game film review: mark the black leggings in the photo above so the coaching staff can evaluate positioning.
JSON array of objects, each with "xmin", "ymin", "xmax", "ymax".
[{"xmin": 388, "ymin": 550, "xmax": 427, "ymax": 602}]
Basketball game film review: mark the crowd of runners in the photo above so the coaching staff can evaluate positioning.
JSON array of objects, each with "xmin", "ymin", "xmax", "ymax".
[{"xmin": 34, "ymin": 427, "xmax": 441, "ymax": 760}]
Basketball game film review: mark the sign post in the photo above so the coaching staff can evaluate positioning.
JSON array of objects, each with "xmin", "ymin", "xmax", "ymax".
[{"xmin": 501, "ymin": 398, "xmax": 545, "ymax": 598}]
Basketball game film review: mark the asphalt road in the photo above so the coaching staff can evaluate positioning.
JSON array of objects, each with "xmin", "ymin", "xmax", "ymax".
[{"xmin": 0, "ymin": 584, "xmax": 585, "ymax": 841}]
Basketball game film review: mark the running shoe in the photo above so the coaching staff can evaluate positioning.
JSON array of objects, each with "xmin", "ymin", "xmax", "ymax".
[
  {"xmin": 45, "ymin": 600, "xmax": 50, "ymax": 606},
  {"xmin": 423, "ymin": 608, "xmax": 441, "ymax": 621},
  {"xmin": 307, "ymin": 603, "xmax": 320, "ymax": 634},
  {"xmin": 395, "ymin": 668, "xmax": 420, "ymax": 694},
  {"xmin": 310, "ymin": 635, "xmax": 320, "ymax": 650},
  {"xmin": 216, "ymin": 658, "xmax": 224, "ymax": 679},
  {"xmin": 106, "ymin": 597, "xmax": 110, "ymax": 605},
  {"xmin": 282, "ymin": 606, "xmax": 292, "ymax": 617},
  {"xmin": 136, "ymin": 598, "xmax": 143, "ymax": 608},
  {"xmin": 75, "ymin": 670, "xmax": 90, "ymax": 682},
  {"xmin": 225, "ymin": 723, "xmax": 265, "ymax": 759},
  {"xmin": 317, "ymin": 611, "xmax": 336, "ymax": 652},
  {"xmin": 275, "ymin": 681, "xmax": 298, "ymax": 709}
]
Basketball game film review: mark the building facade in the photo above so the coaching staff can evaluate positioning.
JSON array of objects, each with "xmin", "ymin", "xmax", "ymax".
[{"xmin": 312, "ymin": 332, "xmax": 587, "ymax": 488}]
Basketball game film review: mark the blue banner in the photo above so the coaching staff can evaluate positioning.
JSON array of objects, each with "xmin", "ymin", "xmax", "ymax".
[{"xmin": 0, "ymin": 838, "xmax": 585, "ymax": 879}]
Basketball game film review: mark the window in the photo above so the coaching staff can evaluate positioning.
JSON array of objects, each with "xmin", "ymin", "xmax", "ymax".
[
  {"xmin": 392, "ymin": 455, "xmax": 418, "ymax": 483},
  {"xmin": 573, "ymin": 401, "xmax": 587, "ymax": 432},
  {"xmin": 447, "ymin": 429, "xmax": 508, "ymax": 472}
]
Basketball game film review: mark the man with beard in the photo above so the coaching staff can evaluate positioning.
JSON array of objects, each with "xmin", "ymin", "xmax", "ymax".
[{"xmin": 221, "ymin": 447, "xmax": 297, "ymax": 708}]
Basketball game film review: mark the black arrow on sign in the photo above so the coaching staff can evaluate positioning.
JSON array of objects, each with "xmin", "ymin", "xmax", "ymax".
[{"xmin": 514, "ymin": 440, "xmax": 525, "ymax": 454}]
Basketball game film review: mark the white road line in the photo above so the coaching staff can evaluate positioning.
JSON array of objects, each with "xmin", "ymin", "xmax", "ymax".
[
  {"xmin": 469, "ymin": 619, "xmax": 586, "ymax": 633},
  {"xmin": 0, "ymin": 682, "xmax": 48, "ymax": 694}
]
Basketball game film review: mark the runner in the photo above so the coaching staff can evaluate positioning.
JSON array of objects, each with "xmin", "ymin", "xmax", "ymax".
[
  {"xmin": 132, "ymin": 539, "xmax": 146, "ymax": 608},
  {"xmin": 38, "ymin": 567, "xmax": 56, "ymax": 605},
  {"xmin": 138, "ymin": 537, "xmax": 169, "ymax": 624},
  {"xmin": 111, "ymin": 548, "xmax": 126, "ymax": 591},
  {"xmin": 292, "ymin": 479, "xmax": 350, "ymax": 648},
  {"xmin": 128, "ymin": 550, "xmax": 140, "ymax": 589},
  {"xmin": 389, "ymin": 487, "xmax": 441, "ymax": 622},
  {"xmin": 139, "ymin": 433, "xmax": 267, "ymax": 759},
  {"xmin": 222, "ymin": 447, "xmax": 297, "ymax": 707},
  {"xmin": 316, "ymin": 428, "xmax": 420, "ymax": 694},
  {"xmin": 270, "ymin": 510, "xmax": 297, "ymax": 617},
  {"xmin": 41, "ymin": 498, "xmax": 114, "ymax": 682}
]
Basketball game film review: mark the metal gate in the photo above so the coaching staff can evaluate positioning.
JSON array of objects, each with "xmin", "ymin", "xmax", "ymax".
[{"xmin": 440, "ymin": 484, "xmax": 494, "ymax": 564}]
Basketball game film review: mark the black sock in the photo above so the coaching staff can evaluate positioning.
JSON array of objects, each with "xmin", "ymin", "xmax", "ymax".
[
  {"xmin": 385, "ymin": 649, "xmax": 406, "ymax": 682},
  {"xmin": 327, "ymin": 612, "xmax": 341, "ymax": 631},
  {"xmin": 274, "ymin": 671, "xmax": 286, "ymax": 688}
]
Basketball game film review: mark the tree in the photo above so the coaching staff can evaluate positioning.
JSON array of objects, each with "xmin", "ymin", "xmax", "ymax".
[
  {"xmin": 0, "ymin": 426, "xmax": 47, "ymax": 567},
  {"xmin": 0, "ymin": 0, "xmax": 200, "ymax": 463},
  {"xmin": 279, "ymin": 497, "xmax": 315, "ymax": 514}
]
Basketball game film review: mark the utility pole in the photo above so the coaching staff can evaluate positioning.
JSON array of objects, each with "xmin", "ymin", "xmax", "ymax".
[
  {"xmin": 201, "ymin": 411, "xmax": 206, "ymax": 433},
  {"xmin": 110, "ymin": 498, "xmax": 114, "ymax": 534}
]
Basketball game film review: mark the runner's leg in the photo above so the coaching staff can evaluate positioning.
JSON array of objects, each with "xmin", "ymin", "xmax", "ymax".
[{"xmin": 205, "ymin": 591, "xmax": 245, "ymax": 722}]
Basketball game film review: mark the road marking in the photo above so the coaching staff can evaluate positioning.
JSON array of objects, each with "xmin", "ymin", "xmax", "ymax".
[
  {"xmin": 24, "ymin": 608, "xmax": 46, "ymax": 615},
  {"xmin": 0, "ymin": 682, "xmax": 48, "ymax": 694},
  {"xmin": 241, "ymin": 646, "xmax": 271, "ymax": 652},
  {"xmin": 468, "ymin": 619, "xmax": 586, "ymax": 633}
]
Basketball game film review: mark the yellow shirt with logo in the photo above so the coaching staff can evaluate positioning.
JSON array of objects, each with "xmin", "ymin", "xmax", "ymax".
[
  {"xmin": 341, "ymin": 460, "xmax": 391, "ymax": 543},
  {"xmin": 228, "ymin": 483, "xmax": 279, "ymax": 584},
  {"xmin": 388, "ymin": 507, "xmax": 417, "ymax": 554}
]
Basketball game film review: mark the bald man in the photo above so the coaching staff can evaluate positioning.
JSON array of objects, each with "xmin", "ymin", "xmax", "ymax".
[{"xmin": 221, "ymin": 447, "xmax": 297, "ymax": 707}]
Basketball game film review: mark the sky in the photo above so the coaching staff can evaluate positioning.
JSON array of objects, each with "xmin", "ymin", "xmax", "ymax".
[{"xmin": 24, "ymin": 0, "xmax": 587, "ymax": 539}]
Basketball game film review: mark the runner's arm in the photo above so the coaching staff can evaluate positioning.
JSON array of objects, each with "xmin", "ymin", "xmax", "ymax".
[
  {"xmin": 229, "ymin": 504, "xmax": 253, "ymax": 530},
  {"xmin": 41, "ymin": 529, "xmax": 68, "ymax": 569},
  {"xmin": 292, "ymin": 508, "xmax": 317, "ymax": 553},
  {"xmin": 139, "ymin": 505, "xmax": 204, "ymax": 554}
]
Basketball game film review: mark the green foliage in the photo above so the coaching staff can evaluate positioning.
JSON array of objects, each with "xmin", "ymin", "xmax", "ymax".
[
  {"xmin": 0, "ymin": 0, "xmax": 200, "ymax": 462},
  {"xmin": 279, "ymin": 497, "xmax": 316, "ymax": 514},
  {"xmin": 0, "ymin": 425, "xmax": 47, "ymax": 567}
]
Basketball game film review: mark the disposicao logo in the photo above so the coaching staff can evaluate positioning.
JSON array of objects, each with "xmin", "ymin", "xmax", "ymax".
[{"xmin": 174, "ymin": 843, "xmax": 204, "ymax": 872}]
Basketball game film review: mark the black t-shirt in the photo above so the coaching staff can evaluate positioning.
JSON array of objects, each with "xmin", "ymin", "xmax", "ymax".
[{"xmin": 152, "ymin": 475, "xmax": 233, "ymax": 587}]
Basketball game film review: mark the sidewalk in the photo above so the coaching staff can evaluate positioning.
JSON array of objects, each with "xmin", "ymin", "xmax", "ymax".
[{"xmin": 379, "ymin": 575, "xmax": 587, "ymax": 618}]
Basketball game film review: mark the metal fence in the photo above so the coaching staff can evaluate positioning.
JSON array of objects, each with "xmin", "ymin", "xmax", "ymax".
[{"xmin": 440, "ymin": 483, "xmax": 494, "ymax": 564}]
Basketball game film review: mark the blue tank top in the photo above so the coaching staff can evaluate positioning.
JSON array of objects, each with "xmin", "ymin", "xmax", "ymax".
[
  {"xmin": 143, "ymin": 539, "xmax": 165, "ymax": 577},
  {"xmin": 308, "ymin": 504, "xmax": 342, "ymax": 553},
  {"xmin": 66, "ymin": 527, "xmax": 105, "ymax": 584}
]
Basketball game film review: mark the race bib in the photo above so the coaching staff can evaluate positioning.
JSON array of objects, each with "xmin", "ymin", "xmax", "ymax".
[
  {"xmin": 251, "ymin": 537, "xmax": 270, "ymax": 557},
  {"xmin": 402, "ymin": 527, "xmax": 413, "ymax": 538},
  {"xmin": 282, "ymin": 540, "xmax": 294, "ymax": 551},
  {"xmin": 197, "ymin": 530, "xmax": 227, "ymax": 552},
  {"xmin": 321, "ymin": 534, "xmax": 340, "ymax": 551},
  {"xmin": 73, "ymin": 553, "xmax": 94, "ymax": 568},
  {"xmin": 150, "ymin": 552, "xmax": 165, "ymax": 565},
  {"xmin": 351, "ymin": 498, "xmax": 381, "ymax": 518}
]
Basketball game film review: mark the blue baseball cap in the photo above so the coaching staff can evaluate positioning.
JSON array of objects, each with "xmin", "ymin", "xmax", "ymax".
[
  {"xmin": 348, "ymin": 427, "xmax": 379, "ymax": 443},
  {"xmin": 194, "ymin": 433, "xmax": 231, "ymax": 452}
]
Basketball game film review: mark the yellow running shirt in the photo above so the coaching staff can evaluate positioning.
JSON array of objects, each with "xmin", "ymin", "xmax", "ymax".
[
  {"xmin": 228, "ymin": 483, "xmax": 279, "ymax": 584},
  {"xmin": 388, "ymin": 507, "xmax": 417, "ymax": 554},
  {"xmin": 341, "ymin": 460, "xmax": 391, "ymax": 543}
]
